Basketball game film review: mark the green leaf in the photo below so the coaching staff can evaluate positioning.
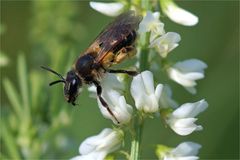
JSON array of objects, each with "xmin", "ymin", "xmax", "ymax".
[
  {"xmin": 30, "ymin": 71, "xmax": 43, "ymax": 111},
  {"xmin": 0, "ymin": 121, "xmax": 21, "ymax": 159},
  {"xmin": 3, "ymin": 79, "xmax": 22, "ymax": 119},
  {"xmin": 17, "ymin": 54, "xmax": 31, "ymax": 120}
]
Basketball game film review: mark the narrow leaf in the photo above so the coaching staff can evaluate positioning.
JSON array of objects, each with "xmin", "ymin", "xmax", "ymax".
[
  {"xmin": 0, "ymin": 121, "xmax": 21, "ymax": 159},
  {"xmin": 17, "ymin": 54, "xmax": 31, "ymax": 119},
  {"xmin": 3, "ymin": 79, "xmax": 22, "ymax": 118},
  {"xmin": 30, "ymin": 71, "xmax": 43, "ymax": 111}
]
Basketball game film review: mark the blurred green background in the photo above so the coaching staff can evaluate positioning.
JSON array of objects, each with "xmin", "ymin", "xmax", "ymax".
[{"xmin": 0, "ymin": 0, "xmax": 239, "ymax": 159}]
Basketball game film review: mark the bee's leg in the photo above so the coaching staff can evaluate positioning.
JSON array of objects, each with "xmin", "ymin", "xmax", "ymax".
[
  {"xmin": 108, "ymin": 46, "xmax": 138, "ymax": 76},
  {"xmin": 114, "ymin": 46, "xmax": 136, "ymax": 64},
  {"xmin": 107, "ymin": 69, "xmax": 138, "ymax": 76},
  {"xmin": 93, "ymin": 81, "xmax": 120, "ymax": 124}
]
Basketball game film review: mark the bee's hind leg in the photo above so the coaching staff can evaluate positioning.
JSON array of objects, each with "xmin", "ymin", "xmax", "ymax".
[
  {"xmin": 114, "ymin": 46, "xmax": 136, "ymax": 64},
  {"xmin": 108, "ymin": 46, "xmax": 138, "ymax": 76}
]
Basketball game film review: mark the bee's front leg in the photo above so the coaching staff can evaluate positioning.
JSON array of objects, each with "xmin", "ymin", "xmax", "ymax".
[{"xmin": 93, "ymin": 81, "xmax": 120, "ymax": 124}]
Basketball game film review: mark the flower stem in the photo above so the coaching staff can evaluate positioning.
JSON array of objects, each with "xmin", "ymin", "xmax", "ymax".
[
  {"xmin": 130, "ymin": 116, "xmax": 144, "ymax": 160},
  {"xmin": 130, "ymin": 26, "xmax": 150, "ymax": 160},
  {"xmin": 139, "ymin": 47, "xmax": 149, "ymax": 71},
  {"xmin": 139, "ymin": 32, "xmax": 150, "ymax": 71}
]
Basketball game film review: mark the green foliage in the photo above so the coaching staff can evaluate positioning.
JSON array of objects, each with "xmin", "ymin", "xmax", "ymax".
[
  {"xmin": 1, "ymin": 1, "xmax": 82, "ymax": 159},
  {"xmin": 1, "ymin": 54, "xmax": 70, "ymax": 159}
]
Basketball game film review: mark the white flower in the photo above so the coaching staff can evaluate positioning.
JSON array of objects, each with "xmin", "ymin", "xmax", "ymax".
[
  {"xmin": 166, "ymin": 99, "xmax": 208, "ymax": 136},
  {"xmin": 161, "ymin": 0, "xmax": 198, "ymax": 26},
  {"xmin": 88, "ymin": 73, "xmax": 132, "ymax": 125},
  {"xmin": 89, "ymin": 1, "xmax": 124, "ymax": 17},
  {"xmin": 88, "ymin": 73, "xmax": 125, "ymax": 98},
  {"xmin": 150, "ymin": 32, "xmax": 181, "ymax": 58},
  {"xmin": 71, "ymin": 128, "xmax": 123, "ymax": 160},
  {"xmin": 138, "ymin": 11, "xmax": 165, "ymax": 42},
  {"xmin": 156, "ymin": 142, "xmax": 201, "ymax": 160},
  {"xmin": 131, "ymin": 70, "xmax": 163, "ymax": 113},
  {"xmin": 159, "ymin": 85, "xmax": 178, "ymax": 109},
  {"xmin": 89, "ymin": 73, "xmax": 132, "ymax": 124},
  {"xmin": 167, "ymin": 59, "xmax": 207, "ymax": 94},
  {"xmin": 98, "ymin": 89, "xmax": 133, "ymax": 125}
]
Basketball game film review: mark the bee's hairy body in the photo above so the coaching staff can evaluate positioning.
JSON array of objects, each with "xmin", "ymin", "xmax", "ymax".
[
  {"xmin": 75, "ymin": 30, "xmax": 137, "ymax": 84},
  {"xmin": 42, "ymin": 11, "xmax": 142, "ymax": 123}
]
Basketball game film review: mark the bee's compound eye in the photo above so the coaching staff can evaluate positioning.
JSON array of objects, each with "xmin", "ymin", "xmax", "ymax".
[{"xmin": 72, "ymin": 79, "xmax": 77, "ymax": 85}]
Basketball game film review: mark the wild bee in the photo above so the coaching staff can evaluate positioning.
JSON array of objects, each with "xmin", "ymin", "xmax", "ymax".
[{"xmin": 41, "ymin": 11, "xmax": 142, "ymax": 123}]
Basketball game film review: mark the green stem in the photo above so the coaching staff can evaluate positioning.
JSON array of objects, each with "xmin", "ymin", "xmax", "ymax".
[
  {"xmin": 139, "ymin": 47, "xmax": 149, "ymax": 71},
  {"xmin": 139, "ymin": 32, "xmax": 150, "ymax": 71},
  {"xmin": 130, "ymin": 116, "xmax": 144, "ymax": 160},
  {"xmin": 130, "ymin": 0, "xmax": 150, "ymax": 157},
  {"xmin": 130, "ymin": 17, "xmax": 150, "ymax": 159}
]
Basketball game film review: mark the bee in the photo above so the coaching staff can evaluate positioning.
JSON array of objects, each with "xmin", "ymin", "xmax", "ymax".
[{"xmin": 41, "ymin": 11, "xmax": 142, "ymax": 123}]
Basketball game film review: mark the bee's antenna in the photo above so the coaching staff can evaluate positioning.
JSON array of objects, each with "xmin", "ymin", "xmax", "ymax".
[
  {"xmin": 41, "ymin": 66, "xmax": 65, "ymax": 81},
  {"xmin": 49, "ymin": 80, "xmax": 66, "ymax": 86}
]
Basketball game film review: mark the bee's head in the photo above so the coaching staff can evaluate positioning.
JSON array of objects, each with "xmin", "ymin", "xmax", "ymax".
[
  {"xmin": 41, "ymin": 66, "xmax": 82, "ymax": 106},
  {"xmin": 64, "ymin": 70, "xmax": 82, "ymax": 105}
]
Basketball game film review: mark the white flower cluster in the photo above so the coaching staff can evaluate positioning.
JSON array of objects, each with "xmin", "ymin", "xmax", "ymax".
[
  {"xmin": 93, "ymin": 71, "xmax": 163, "ymax": 124},
  {"xmin": 72, "ymin": 71, "xmax": 207, "ymax": 159},
  {"xmin": 139, "ymin": 11, "xmax": 181, "ymax": 58},
  {"xmin": 139, "ymin": 11, "xmax": 207, "ymax": 94},
  {"xmin": 71, "ymin": 1, "xmax": 208, "ymax": 160},
  {"xmin": 93, "ymin": 72, "xmax": 208, "ymax": 135}
]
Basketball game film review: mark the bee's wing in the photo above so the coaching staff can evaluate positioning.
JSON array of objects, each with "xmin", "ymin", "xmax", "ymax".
[{"xmin": 86, "ymin": 11, "xmax": 142, "ymax": 63}]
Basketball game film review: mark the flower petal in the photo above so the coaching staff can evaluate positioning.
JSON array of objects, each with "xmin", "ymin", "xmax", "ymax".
[
  {"xmin": 98, "ymin": 89, "xmax": 133, "ymax": 124},
  {"xmin": 171, "ymin": 142, "xmax": 202, "ymax": 156},
  {"xmin": 79, "ymin": 128, "xmax": 112, "ymax": 154},
  {"xmin": 174, "ymin": 59, "xmax": 207, "ymax": 73},
  {"xmin": 138, "ymin": 11, "xmax": 156, "ymax": 33},
  {"xmin": 172, "ymin": 100, "xmax": 208, "ymax": 118},
  {"xmin": 185, "ymin": 87, "xmax": 197, "ymax": 95},
  {"xmin": 168, "ymin": 118, "xmax": 201, "ymax": 136},
  {"xmin": 131, "ymin": 71, "xmax": 162, "ymax": 113},
  {"xmin": 141, "ymin": 71, "xmax": 155, "ymax": 94},
  {"xmin": 182, "ymin": 72, "xmax": 204, "ymax": 80},
  {"xmin": 164, "ymin": 156, "xmax": 199, "ymax": 160},
  {"xmin": 159, "ymin": 85, "xmax": 178, "ymax": 109},
  {"xmin": 164, "ymin": 2, "xmax": 198, "ymax": 26},
  {"xmin": 76, "ymin": 128, "xmax": 122, "ymax": 160},
  {"xmin": 138, "ymin": 11, "xmax": 165, "ymax": 37},
  {"xmin": 168, "ymin": 67, "xmax": 196, "ymax": 87},
  {"xmin": 89, "ymin": 2, "xmax": 124, "ymax": 17},
  {"xmin": 168, "ymin": 59, "xmax": 207, "ymax": 94},
  {"xmin": 71, "ymin": 152, "xmax": 106, "ymax": 160},
  {"xmin": 155, "ymin": 84, "xmax": 164, "ymax": 101},
  {"xmin": 150, "ymin": 32, "xmax": 181, "ymax": 58},
  {"xmin": 131, "ymin": 73, "xmax": 148, "ymax": 110}
]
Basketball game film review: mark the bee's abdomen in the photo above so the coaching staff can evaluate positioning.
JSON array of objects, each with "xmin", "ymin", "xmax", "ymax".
[{"xmin": 113, "ymin": 30, "xmax": 136, "ymax": 53}]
